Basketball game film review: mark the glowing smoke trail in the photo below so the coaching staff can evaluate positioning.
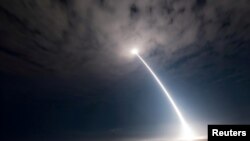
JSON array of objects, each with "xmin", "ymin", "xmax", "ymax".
[
  {"xmin": 132, "ymin": 49, "xmax": 194, "ymax": 140},
  {"xmin": 136, "ymin": 53, "xmax": 186, "ymax": 125}
]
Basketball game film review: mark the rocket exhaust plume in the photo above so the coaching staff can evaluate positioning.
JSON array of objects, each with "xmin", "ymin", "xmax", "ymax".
[{"xmin": 131, "ymin": 49, "xmax": 195, "ymax": 140}]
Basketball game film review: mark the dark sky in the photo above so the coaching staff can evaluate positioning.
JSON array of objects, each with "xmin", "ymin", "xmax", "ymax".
[{"xmin": 1, "ymin": 0, "xmax": 250, "ymax": 141}]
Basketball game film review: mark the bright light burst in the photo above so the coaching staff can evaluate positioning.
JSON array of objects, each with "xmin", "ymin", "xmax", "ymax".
[
  {"xmin": 131, "ymin": 48, "xmax": 139, "ymax": 54},
  {"xmin": 181, "ymin": 123, "xmax": 195, "ymax": 141},
  {"xmin": 131, "ymin": 48, "xmax": 195, "ymax": 140}
]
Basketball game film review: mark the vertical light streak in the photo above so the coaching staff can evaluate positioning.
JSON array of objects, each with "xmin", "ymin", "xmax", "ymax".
[
  {"xmin": 136, "ymin": 53, "xmax": 186, "ymax": 125},
  {"xmin": 135, "ymin": 52, "xmax": 194, "ymax": 140}
]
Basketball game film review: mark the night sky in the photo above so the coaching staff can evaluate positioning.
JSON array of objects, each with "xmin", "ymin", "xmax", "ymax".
[{"xmin": 1, "ymin": 0, "xmax": 250, "ymax": 141}]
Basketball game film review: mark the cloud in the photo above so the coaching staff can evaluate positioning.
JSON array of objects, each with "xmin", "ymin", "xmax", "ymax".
[{"xmin": 0, "ymin": 0, "xmax": 249, "ymax": 83}]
